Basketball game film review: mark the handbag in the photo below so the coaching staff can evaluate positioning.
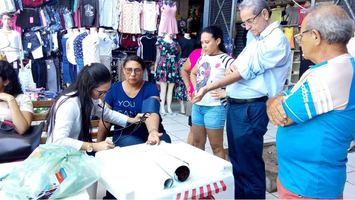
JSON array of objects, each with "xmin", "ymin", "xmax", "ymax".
[{"xmin": 0, "ymin": 122, "xmax": 44, "ymax": 163}]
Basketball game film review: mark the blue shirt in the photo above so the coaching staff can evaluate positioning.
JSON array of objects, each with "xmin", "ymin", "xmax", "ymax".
[
  {"xmin": 277, "ymin": 55, "xmax": 355, "ymax": 198},
  {"xmin": 227, "ymin": 22, "xmax": 292, "ymax": 98},
  {"xmin": 105, "ymin": 81, "xmax": 166, "ymax": 143}
]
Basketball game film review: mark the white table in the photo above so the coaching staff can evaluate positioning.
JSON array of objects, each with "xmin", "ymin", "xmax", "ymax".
[{"xmin": 96, "ymin": 142, "xmax": 234, "ymax": 199}]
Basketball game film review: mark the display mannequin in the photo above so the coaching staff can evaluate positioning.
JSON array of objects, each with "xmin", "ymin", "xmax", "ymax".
[
  {"xmin": 154, "ymin": 33, "xmax": 180, "ymax": 114},
  {"xmin": 0, "ymin": 13, "xmax": 23, "ymax": 68}
]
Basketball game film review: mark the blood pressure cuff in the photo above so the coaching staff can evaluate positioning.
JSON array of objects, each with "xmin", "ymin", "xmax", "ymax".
[{"xmin": 141, "ymin": 97, "xmax": 160, "ymax": 114}]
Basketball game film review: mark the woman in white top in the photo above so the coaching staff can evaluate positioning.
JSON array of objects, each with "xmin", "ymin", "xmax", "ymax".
[
  {"xmin": 46, "ymin": 63, "xmax": 142, "ymax": 152},
  {"xmin": 0, "ymin": 61, "xmax": 33, "ymax": 134},
  {"xmin": 190, "ymin": 26, "xmax": 234, "ymax": 159}
]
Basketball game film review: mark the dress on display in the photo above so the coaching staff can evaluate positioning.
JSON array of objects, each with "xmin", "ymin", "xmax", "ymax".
[
  {"xmin": 154, "ymin": 37, "xmax": 180, "ymax": 83},
  {"xmin": 158, "ymin": 4, "xmax": 178, "ymax": 36}
]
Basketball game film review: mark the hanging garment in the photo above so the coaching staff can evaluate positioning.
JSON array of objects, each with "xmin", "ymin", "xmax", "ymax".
[
  {"xmin": 80, "ymin": 0, "xmax": 98, "ymax": 27},
  {"xmin": 118, "ymin": 0, "xmax": 142, "ymax": 34},
  {"xmin": 154, "ymin": 37, "xmax": 180, "ymax": 83},
  {"xmin": 158, "ymin": 4, "xmax": 178, "ymax": 36},
  {"xmin": 142, "ymin": 1, "xmax": 159, "ymax": 32},
  {"xmin": 82, "ymin": 33, "xmax": 100, "ymax": 66},
  {"xmin": 73, "ymin": 32, "xmax": 88, "ymax": 72},
  {"xmin": 46, "ymin": 59, "xmax": 58, "ymax": 92},
  {"xmin": 0, "ymin": 0, "xmax": 16, "ymax": 15},
  {"xmin": 139, "ymin": 34, "xmax": 157, "ymax": 62},
  {"xmin": 99, "ymin": 0, "xmax": 119, "ymax": 29},
  {"xmin": 0, "ymin": 29, "xmax": 23, "ymax": 63}
]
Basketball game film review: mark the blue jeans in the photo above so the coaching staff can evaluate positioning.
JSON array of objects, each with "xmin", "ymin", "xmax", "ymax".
[{"xmin": 226, "ymin": 101, "xmax": 269, "ymax": 199}]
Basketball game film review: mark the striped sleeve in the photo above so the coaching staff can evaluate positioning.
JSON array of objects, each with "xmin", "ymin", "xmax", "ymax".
[{"xmin": 220, "ymin": 54, "xmax": 234, "ymax": 68}]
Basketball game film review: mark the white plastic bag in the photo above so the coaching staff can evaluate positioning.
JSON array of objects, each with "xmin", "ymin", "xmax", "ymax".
[
  {"xmin": 1, "ymin": 144, "xmax": 101, "ymax": 199},
  {"xmin": 18, "ymin": 61, "xmax": 36, "ymax": 92}
]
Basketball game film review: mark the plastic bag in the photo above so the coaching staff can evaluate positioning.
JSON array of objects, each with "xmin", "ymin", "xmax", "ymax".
[{"xmin": 1, "ymin": 144, "xmax": 101, "ymax": 199}]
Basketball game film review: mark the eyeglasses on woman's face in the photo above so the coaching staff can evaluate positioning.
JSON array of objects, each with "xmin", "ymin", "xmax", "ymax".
[
  {"xmin": 95, "ymin": 89, "xmax": 108, "ymax": 97},
  {"xmin": 124, "ymin": 67, "xmax": 143, "ymax": 75}
]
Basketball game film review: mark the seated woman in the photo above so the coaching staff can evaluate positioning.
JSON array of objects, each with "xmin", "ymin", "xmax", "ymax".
[
  {"xmin": 46, "ymin": 63, "xmax": 142, "ymax": 152},
  {"xmin": 97, "ymin": 55, "xmax": 171, "ymax": 146},
  {"xmin": 0, "ymin": 61, "xmax": 33, "ymax": 135}
]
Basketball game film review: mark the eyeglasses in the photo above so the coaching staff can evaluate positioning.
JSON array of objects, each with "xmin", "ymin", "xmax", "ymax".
[
  {"xmin": 124, "ymin": 67, "xmax": 143, "ymax": 75},
  {"xmin": 240, "ymin": 9, "xmax": 263, "ymax": 29},
  {"xmin": 294, "ymin": 29, "xmax": 311, "ymax": 44},
  {"xmin": 95, "ymin": 89, "xmax": 108, "ymax": 97}
]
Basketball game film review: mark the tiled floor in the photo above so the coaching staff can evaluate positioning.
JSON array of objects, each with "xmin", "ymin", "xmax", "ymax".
[{"xmin": 161, "ymin": 104, "xmax": 355, "ymax": 199}]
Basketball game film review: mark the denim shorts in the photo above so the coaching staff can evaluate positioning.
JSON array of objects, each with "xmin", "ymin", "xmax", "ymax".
[{"xmin": 191, "ymin": 104, "xmax": 226, "ymax": 129}]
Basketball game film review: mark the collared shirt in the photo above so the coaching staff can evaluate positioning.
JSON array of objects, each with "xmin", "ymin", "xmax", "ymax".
[
  {"xmin": 227, "ymin": 22, "xmax": 292, "ymax": 99},
  {"xmin": 277, "ymin": 54, "xmax": 355, "ymax": 198}
]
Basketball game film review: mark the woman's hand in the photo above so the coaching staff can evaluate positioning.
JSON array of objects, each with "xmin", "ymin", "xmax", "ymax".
[
  {"xmin": 93, "ymin": 140, "xmax": 115, "ymax": 151},
  {"xmin": 146, "ymin": 130, "xmax": 163, "ymax": 145},
  {"xmin": 128, "ymin": 113, "xmax": 150, "ymax": 124}
]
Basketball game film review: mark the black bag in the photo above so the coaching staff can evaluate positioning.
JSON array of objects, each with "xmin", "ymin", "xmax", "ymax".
[{"xmin": 0, "ymin": 122, "xmax": 44, "ymax": 163}]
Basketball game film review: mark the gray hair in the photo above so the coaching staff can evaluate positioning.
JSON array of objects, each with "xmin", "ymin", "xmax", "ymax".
[
  {"xmin": 306, "ymin": 5, "xmax": 354, "ymax": 45},
  {"xmin": 238, "ymin": 0, "xmax": 270, "ymax": 15}
]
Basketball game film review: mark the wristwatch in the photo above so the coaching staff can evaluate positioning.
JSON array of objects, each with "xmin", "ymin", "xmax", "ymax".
[{"xmin": 86, "ymin": 143, "xmax": 94, "ymax": 153}]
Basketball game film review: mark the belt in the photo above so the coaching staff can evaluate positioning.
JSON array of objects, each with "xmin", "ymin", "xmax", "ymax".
[{"xmin": 227, "ymin": 96, "xmax": 268, "ymax": 104}]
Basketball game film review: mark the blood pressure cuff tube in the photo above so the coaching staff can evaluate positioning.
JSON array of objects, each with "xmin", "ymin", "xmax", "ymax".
[{"xmin": 141, "ymin": 97, "xmax": 160, "ymax": 113}]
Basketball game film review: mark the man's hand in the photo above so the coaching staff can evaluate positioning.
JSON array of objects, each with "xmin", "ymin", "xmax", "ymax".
[
  {"xmin": 267, "ymin": 96, "xmax": 288, "ymax": 126},
  {"xmin": 192, "ymin": 86, "xmax": 208, "ymax": 103}
]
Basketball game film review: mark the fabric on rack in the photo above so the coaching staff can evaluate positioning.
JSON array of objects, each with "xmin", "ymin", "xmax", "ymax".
[
  {"xmin": 82, "ymin": 32, "xmax": 100, "ymax": 66},
  {"xmin": 139, "ymin": 34, "xmax": 157, "ymax": 61},
  {"xmin": 46, "ymin": 59, "xmax": 58, "ymax": 92},
  {"xmin": 120, "ymin": 33, "xmax": 139, "ymax": 49},
  {"xmin": 100, "ymin": 56, "xmax": 112, "ymax": 72},
  {"xmin": 285, "ymin": 6, "xmax": 298, "ymax": 25},
  {"xmin": 73, "ymin": 0, "xmax": 81, "ymax": 27},
  {"xmin": 271, "ymin": 7, "xmax": 283, "ymax": 22},
  {"xmin": 118, "ymin": 0, "xmax": 142, "ymax": 34},
  {"xmin": 0, "ymin": 29, "xmax": 23, "ymax": 63},
  {"xmin": 73, "ymin": 32, "xmax": 88, "ymax": 72},
  {"xmin": 0, "ymin": 0, "xmax": 16, "ymax": 15},
  {"xmin": 61, "ymin": 35, "xmax": 76, "ymax": 84},
  {"xmin": 98, "ymin": 31, "xmax": 113, "ymax": 57},
  {"xmin": 31, "ymin": 32, "xmax": 44, "ymax": 59},
  {"xmin": 16, "ymin": 8, "xmax": 41, "ymax": 29},
  {"xmin": 31, "ymin": 58, "xmax": 47, "ymax": 88},
  {"xmin": 13, "ymin": 0, "xmax": 23, "ymax": 11},
  {"xmin": 56, "ymin": 0, "xmax": 74, "ymax": 9},
  {"xmin": 22, "ymin": 31, "xmax": 41, "ymax": 58},
  {"xmin": 80, "ymin": 0, "xmax": 98, "ymax": 27},
  {"xmin": 22, "ymin": 0, "xmax": 44, "ymax": 8},
  {"xmin": 63, "ymin": 9, "xmax": 74, "ymax": 29},
  {"xmin": 283, "ymin": 27, "xmax": 295, "ymax": 49},
  {"xmin": 142, "ymin": 1, "xmax": 159, "ymax": 32},
  {"xmin": 66, "ymin": 30, "xmax": 80, "ymax": 65},
  {"xmin": 154, "ymin": 37, "xmax": 180, "ymax": 83},
  {"xmin": 158, "ymin": 4, "xmax": 178, "ymax": 36},
  {"xmin": 40, "ymin": 31, "xmax": 52, "ymax": 56},
  {"xmin": 178, "ymin": 37, "xmax": 196, "ymax": 58},
  {"xmin": 99, "ymin": 0, "xmax": 119, "ymax": 29}
]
